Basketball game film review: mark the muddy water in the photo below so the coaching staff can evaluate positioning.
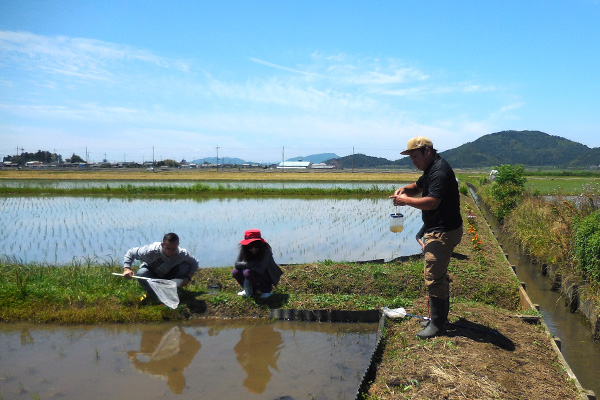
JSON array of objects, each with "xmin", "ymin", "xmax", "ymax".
[
  {"xmin": 0, "ymin": 320, "xmax": 378, "ymax": 399},
  {"xmin": 477, "ymin": 203, "xmax": 600, "ymax": 396}
]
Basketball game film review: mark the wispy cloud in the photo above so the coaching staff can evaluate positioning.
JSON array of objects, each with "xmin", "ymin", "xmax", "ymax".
[
  {"xmin": 0, "ymin": 30, "xmax": 188, "ymax": 82},
  {"xmin": 250, "ymin": 57, "xmax": 316, "ymax": 77},
  {"xmin": 0, "ymin": 30, "xmax": 513, "ymax": 161}
]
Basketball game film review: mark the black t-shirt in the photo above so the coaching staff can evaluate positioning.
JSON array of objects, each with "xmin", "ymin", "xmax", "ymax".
[{"xmin": 416, "ymin": 154, "xmax": 462, "ymax": 233}]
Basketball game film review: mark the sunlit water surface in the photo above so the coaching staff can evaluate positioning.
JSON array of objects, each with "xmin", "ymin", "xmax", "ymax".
[
  {"xmin": 0, "ymin": 320, "xmax": 378, "ymax": 399},
  {"xmin": 0, "ymin": 197, "xmax": 422, "ymax": 266}
]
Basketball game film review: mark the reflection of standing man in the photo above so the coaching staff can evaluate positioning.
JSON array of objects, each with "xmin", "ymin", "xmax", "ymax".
[
  {"xmin": 389, "ymin": 137, "xmax": 462, "ymax": 339},
  {"xmin": 128, "ymin": 326, "xmax": 201, "ymax": 394},
  {"xmin": 234, "ymin": 324, "xmax": 284, "ymax": 394}
]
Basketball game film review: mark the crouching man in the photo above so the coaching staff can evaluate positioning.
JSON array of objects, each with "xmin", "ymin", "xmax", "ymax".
[{"xmin": 123, "ymin": 233, "xmax": 199, "ymax": 300}]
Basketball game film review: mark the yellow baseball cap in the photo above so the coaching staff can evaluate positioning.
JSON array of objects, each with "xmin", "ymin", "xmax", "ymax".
[{"xmin": 400, "ymin": 136, "xmax": 434, "ymax": 155}]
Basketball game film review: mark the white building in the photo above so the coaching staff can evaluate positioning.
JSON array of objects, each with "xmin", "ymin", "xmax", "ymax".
[
  {"xmin": 277, "ymin": 161, "xmax": 312, "ymax": 169},
  {"xmin": 311, "ymin": 163, "xmax": 335, "ymax": 169}
]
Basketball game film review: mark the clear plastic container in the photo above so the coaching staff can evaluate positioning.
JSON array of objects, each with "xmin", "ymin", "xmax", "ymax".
[{"xmin": 389, "ymin": 212, "xmax": 404, "ymax": 233}]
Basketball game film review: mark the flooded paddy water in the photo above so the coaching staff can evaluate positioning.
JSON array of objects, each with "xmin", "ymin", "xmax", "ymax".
[
  {"xmin": 0, "ymin": 196, "xmax": 423, "ymax": 267},
  {"xmin": 0, "ymin": 320, "xmax": 378, "ymax": 399}
]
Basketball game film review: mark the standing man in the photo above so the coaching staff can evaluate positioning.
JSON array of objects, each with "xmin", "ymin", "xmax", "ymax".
[
  {"xmin": 123, "ymin": 233, "xmax": 199, "ymax": 301},
  {"xmin": 389, "ymin": 137, "xmax": 463, "ymax": 339}
]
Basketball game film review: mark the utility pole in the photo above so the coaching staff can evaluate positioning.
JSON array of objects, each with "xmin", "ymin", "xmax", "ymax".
[
  {"xmin": 352, "ymin": 146, "xmax": 355, "ymax": 173},
  {"xmin": 216, "ymin": 146, "xmax": 219, "ymax": 172},
  {"xmin": 282, "ymin": 146, "xmax": 285, "ymax": 171}
]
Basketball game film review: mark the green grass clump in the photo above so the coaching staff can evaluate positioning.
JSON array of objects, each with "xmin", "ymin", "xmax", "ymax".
[
  {"xmin": 0, "ymin": 261, "xmax": 175, "ymax": 322},
  {"xmin": 573, "ymin": 210, "xmax": 600, "ymax": 283}
]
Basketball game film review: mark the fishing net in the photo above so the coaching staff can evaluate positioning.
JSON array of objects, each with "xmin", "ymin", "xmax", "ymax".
[
  {"xmin": 151, "ymin": 326, "xmax": 182, "ymax": 360},
  {"xmin": 147, "ymin": 279, "xmax": 180, "ymax": 309},
  {"xmin": 382, "ymin": 306, "xmax": 408, "ymax": 319}
]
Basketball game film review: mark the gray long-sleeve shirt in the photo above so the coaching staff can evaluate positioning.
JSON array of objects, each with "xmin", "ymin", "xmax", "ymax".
[{"xmin": 123, "ymin": 242, "xmax": 200, "ymax": 277}]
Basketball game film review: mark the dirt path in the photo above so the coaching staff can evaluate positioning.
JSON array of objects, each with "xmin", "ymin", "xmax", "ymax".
[{"xmin": 366, "ymin": 299, "xmax": 584, "ymax": 399}]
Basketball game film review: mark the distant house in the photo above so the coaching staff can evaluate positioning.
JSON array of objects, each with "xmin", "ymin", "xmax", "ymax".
[
  {"xmin": 25, "ymin": 161, "xmax": 43, "ymax": 168},
  {"xmin": 311, "ymin": 163, "xmax": 335, "ymax": 169},
  {"xmin": 277, "ymin": 161, "xmax": 312, "ymax": 169}
]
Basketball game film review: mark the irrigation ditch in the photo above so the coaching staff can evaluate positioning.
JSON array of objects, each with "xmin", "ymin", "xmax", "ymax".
[{"xmin": 469, "ymin": 185, "xmax": 599, "ymax": 398}]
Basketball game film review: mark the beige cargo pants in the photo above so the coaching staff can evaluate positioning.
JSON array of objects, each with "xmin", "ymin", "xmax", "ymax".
[{"xmin": 423, "ymin": 226, "xmax": 463, "ymax": 299}]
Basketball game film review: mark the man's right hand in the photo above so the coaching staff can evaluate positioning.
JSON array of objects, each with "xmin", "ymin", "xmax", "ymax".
[
  {"xmin": 393, "ymin": 187, "xmax": 407, "ymax": 197},
  {"xmin": 123, "ymin": 267, "xmax": 134, "ymax": 279}
]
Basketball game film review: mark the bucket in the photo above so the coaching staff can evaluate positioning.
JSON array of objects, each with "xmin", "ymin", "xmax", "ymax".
[{"xmin": 389, "ymin": 212, "xmax": 404, "ymax": 233}]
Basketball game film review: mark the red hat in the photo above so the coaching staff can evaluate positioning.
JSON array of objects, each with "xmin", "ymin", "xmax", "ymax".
[{"xmin": 240, "ymin": 229, "xmax": 266, "ymax": 246}]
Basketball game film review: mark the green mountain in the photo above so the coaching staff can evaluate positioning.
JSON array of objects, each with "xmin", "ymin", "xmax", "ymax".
[
  {"xmin": 327, "ymin": 153, "xmax": 397, "ymax": 169},
  {"xmin": 392, "ymin": 130, "xmax": 599, "ymax": 169},
  {"xmin": 286, "ymin": 153, "xmax": 339, "ymax": 163}
]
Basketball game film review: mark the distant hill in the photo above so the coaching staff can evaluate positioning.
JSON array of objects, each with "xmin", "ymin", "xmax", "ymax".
[
  {"xmin": 191, "ymin": 131, "xmax": 600, "ymax": 168},
  {"xmin": 286, "ymin": 153, "xmax": 339, "ymax": 163},
  {"xmin": 394, "ymin": 130, "xmax": 599, "ymax": 169},
  {"xmin": 191, "ymin": 156, "xmax": 253, "ymax": 165},
  {"xmin": 193, "ymin": 153, "xmax": 340, "ymax": 165},
  {"xmin": 326, "ymin": 153, "xmax": 398, "ymax": 169}
]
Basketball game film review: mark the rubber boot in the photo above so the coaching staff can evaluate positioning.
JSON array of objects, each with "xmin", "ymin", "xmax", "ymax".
[
  {"xmin": 420, "ymin": 296, "xmax": 450, "ymax": 327},
  {"xmin": 417, "ymin": 297, "xmax": 448, "ymax": 339},
  {"xmin": 243, "ymin": 279, "xmax": 254, "ymax": 297}
]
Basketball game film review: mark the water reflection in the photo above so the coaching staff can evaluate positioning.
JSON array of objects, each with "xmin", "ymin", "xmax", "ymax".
[
  {"xmin": 234, "ymin": 325, "xmax": 284, "ymax": 394},
  {"xmin": 127, "ymin": 326, "xmax": 201, "ymax": 394},
  {"xmin": 0, "ymin": 321, "xmax": 377, "ymax": 399}
]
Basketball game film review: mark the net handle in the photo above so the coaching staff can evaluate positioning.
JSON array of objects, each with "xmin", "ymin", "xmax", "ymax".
[{"xmin": 111, "ymin": 272, "xmax": 151, "ymax": 280}]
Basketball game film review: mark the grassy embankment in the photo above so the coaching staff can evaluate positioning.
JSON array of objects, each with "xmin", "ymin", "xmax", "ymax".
[
  {"xmin": 0, "ymin": 184, "xmax": 394, "ymax": 198},
  {"xmin": 475, "ymin": 184, "xmax": 600, "ymax": 325}
]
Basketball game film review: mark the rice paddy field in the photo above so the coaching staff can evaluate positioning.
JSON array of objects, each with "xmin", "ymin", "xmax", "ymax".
[{"xmin": 0, "ymin": 196, "xmax": 423, "ymax": 266}]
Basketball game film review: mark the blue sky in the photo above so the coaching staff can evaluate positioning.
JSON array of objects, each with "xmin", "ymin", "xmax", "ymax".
[{"xmin": 1, "ymin": 1, "xmax": 599, "ymax": 163}]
